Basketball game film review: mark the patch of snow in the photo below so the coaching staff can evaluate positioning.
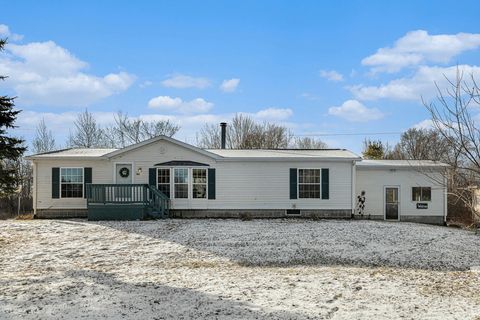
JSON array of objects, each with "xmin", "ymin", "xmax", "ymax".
[
  {"xmin": 0, "ymin": 219, "xmax": 479, "ymax": 319},
  {"xmin": 470, "ymin": 266, "xmax": 480, "ymax": 272}
]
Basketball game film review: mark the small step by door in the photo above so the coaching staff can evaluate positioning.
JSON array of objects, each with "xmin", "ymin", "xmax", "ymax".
[
  {"xmin": 385, "ymin": 187, "xmax": 399, "ymax": 220},
  {"xmin": 115, "ymin": 164, "xmax": 133, "ymax": 200}
]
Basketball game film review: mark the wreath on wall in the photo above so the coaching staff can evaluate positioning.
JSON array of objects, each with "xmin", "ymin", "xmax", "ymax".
[{"xmin": 119, "ymin": 167, "xmax": 130, "ymax": 178}]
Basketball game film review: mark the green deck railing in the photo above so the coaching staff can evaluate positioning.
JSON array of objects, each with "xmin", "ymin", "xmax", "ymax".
[{"xmin": 86, "ymin": 184, "xmax": 169, "ymax": 220}]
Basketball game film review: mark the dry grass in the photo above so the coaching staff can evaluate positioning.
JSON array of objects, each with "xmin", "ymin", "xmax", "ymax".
[{"xmin": 15, "ymin": 213, "xmax": 34, "ymax": 220}]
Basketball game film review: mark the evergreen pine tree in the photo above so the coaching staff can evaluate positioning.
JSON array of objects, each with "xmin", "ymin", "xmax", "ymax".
[{"xmin": 0, "ymin": 39, "xmax": 26, "ymax": 197}]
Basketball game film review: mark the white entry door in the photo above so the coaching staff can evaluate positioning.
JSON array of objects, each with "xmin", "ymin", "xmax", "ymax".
[{"xmin": 115, "ymin": 164, "xmax": 133, "ymax": 199}]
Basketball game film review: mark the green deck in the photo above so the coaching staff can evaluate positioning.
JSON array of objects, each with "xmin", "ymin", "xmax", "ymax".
[{"xmin": 86, "ymin": 184, "xmax": 169, "ymax": 221}]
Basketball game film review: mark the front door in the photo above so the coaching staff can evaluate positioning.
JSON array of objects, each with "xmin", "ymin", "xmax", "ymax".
[
  {"xmin": 385, "ymin": 187, "xmax": 399, "ymax": 220},
  {"xmin": 115, "ymin": 164, "xmax": 133, "ymax": 199}
]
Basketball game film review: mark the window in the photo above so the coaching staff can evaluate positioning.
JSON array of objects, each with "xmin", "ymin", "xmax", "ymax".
[
  {"xmin": 192, "ymin": 169, "xmax": 207, "ymax": 199},
  {"xmin": 174, "ymin": 168, "xmax": 189, "ymax": 198},
  {"xmin": 298, "ymin": 169, "xmax": 320, "ymax": 199},
  {"xmin": 60, "ymin": 168, "xmax": 83, "ymax": 198},
  {"xmin": 157, "ymin": 168, "xmax": 170, "ymax": 198},
  {"xmin": 412, "ymin": 187, "xmax": 431, "ymax": 201}
]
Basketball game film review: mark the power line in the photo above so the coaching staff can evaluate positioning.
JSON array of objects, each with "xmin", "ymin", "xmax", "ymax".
[{"xmin": 295, "ymin": 132, "xmax": 402, "ymax": 137}]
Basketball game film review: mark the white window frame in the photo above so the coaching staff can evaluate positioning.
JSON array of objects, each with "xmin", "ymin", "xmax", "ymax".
[
  {"xmin": 60, "ymin": 167, "xmax": 84, "ymax": 199},
  {"xmin": 297, "ymin": 168, "xmax": 321, "ymax": 199},
  {"xmin": 173, "ymin": 168, "xmax": 189, "ymax": 199},
  {"xmin": 161, "ymin": 167, "xmax": 209, "ymax": 200},
  {"xmin": 156, "ymin": 168, "xmax": 171, "ymax": 198},
  {"xmin": 411, "ymin": 186, "xmax": 432, "ymax": 202},
  {"xmin": 192, "ymin": 168, "xmax": 208, "ymax": 199}
]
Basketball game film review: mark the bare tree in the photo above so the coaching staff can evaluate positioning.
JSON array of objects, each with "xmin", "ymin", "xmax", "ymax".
[
  {"xmin": 140, "ymin": 118, "xmax": 179, "ymax": 140},
  {"xmin": 0, "ymin": 149, "xmax": 33, "ymax": 218},
  {"xmin": 32, "ymin": 118, "xmax": 56, "ymax": 154},
  {"xmin": 197, "ymin": 123, "xmax": 222, "ymax": 149},
  {"xmin": 197, "ymin": 114, "xmax": 292, "ymax": 149},
  {"xmin": 67, "ymin": 110, "xmax": 107, "ymax": 148},
  {"xmin": 292, "ymin": 137, "xmax": 328, "ymax": 149},
  {"xmin": 424, "ymin": 68, "xmax": 480, "ymax": 223},
  {"xmin": 104, "ymin": 112, "xmax": 180, "ymax": 148}
]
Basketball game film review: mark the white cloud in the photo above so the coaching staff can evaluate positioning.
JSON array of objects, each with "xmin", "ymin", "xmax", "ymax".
[
  {"xmin": 319, "ymin": 70, "xmax": 344, "ymax": 82},
  {"xmin": 220, "ymin": 78, "xmax": 240, "ymax": 92},
  {"xmin": 328, "ymin": 99, "xmax": 384, "ymax": 122},
  {"xmin": 412, "ymin": 119, "xmax": 434, "ymax": 130},
  {"xmin": 0, "ymin": 24, "xmax": 23, "ymax": 41},
  {"xmin": 362, "ymin": 30, "xmax": 480, "ymax": 73},
  {"xmin": 0, "ymin": 39, "xmax": 135, "ymax": 106},
  {"xmin": 147, "ymin": 95, "xmax": 213, "ymax": 114},
  {"xmin": 253, "ymin": 107, "xmax": 293, "ymax": 121},
  {"xmin": 350, "ymin": 64, "xmax": 480, "ymax": 101},
  {"xmin": 161, "ymin": 74, "xmax": 210, "ymax": 89}
]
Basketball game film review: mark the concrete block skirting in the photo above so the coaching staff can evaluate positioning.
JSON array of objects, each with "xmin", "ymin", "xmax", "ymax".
[
  {"xmin": 36, "ymin": 209, "xmax": 88, "ymax": 219},
  {"xmin": 170, "ymin": 209, "xmax": 352, "ymax": 219},
  {"xmin": 34, "ymin": 208, "xmax": 444, "ymax": 225},
  {"xmin": 400, "ymin": 215, "xmax": 445, "ymax": 225},
  {"xmin": 353, "ymin": 214, "xmax": 444, "ymax": 225},
  {"xmin": 352, "ymin": 214, "xmax": 383, "ymax": 220}
]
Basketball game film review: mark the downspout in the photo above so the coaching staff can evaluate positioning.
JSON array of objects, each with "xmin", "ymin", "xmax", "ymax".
[
  {"xmin": 33, "ymin": 161, "xmax": 37, "ymax": 217},
  {"xmin": 444, "ymin": 171, "xmax": 448, "ymax": 224},
  {"xmin": 351, "ymin": 161, "xmax": 356, "ymax": 217}
]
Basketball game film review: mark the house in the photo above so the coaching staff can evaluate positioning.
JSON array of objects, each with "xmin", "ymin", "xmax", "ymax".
[{"xmin": 25, "ymin": 124, "xmax": 449, "ymax": 224}]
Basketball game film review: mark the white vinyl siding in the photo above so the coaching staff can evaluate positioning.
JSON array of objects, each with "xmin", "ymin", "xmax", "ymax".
[
  {"xmin": 356, "ymin": 168, "xmax": 445, "ymax": 218},
  {"xmin": 207, "ymin": 161, "xmax": 352, "ymax": 210},
  {"xmin": 32, "ymin": 139, "xmax": 354, "ymax": 211},
  {"xmin": 34, "ymin": 160, "xmax": 111, "ymax": 210}
]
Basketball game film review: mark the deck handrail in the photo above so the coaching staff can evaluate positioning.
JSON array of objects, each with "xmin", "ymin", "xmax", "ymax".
[
  {"xmin": 147, "ymin": 184, "xmax": 170, "ymax": 217},
  {"xmin": 86, "ymin": 183, "xmax": 170, "ymax": 218}
]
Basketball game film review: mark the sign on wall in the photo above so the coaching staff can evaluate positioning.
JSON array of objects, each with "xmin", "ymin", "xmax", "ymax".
[{"xmin": 416, "ymin": 203, "xmax": 428, "ymax": 209}]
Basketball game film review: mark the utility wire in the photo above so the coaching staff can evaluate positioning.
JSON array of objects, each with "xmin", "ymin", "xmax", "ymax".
[{"xmin": 295, "ymin": 132, "xmax": 402, "ymax": 137}]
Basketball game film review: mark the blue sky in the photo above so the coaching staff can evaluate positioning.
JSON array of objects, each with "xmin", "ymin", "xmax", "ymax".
[{"xmin": 1, "ymin": 0, "xmax": 480, "ymax": 153}]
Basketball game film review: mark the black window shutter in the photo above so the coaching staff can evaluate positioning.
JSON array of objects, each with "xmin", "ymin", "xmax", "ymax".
[
  {"xmin": 84, "ymin": 167, "xmax": 92, "ymax": 198},
  {"xmin": 52, "ymin": 167, "xmax": 60, "ymax": 199},
  {"xmin": 289, "ymin": 168, "xmax": 297, "ymax": 199},
  {"xmin": 208, "ymin": 168, "xmax": 216, "ymax": 199},
  {"xmin": 321, "ymin": 168, "xmax": 329, "ymax": 199},
  {"xmin": 149, "ymin": 168, "xmax": 156, "ymax": 187}
]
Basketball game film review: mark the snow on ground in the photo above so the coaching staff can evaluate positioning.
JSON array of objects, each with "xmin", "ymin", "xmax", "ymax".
[{"xmin": 0, "ymin": 219, "xmax": 479, "ymax": 319}]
